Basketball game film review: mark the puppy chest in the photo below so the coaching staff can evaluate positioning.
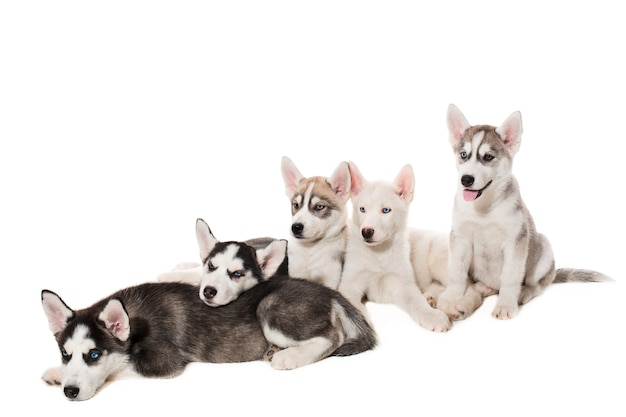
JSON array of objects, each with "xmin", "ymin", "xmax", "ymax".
[{"xmin": 466, "ymin": 226, "xmax": 508, "ymax": 287}]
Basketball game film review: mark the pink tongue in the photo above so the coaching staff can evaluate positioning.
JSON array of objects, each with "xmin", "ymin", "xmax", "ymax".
[{"xmin": 463, "ymin": 189, "xmax": 479, "ymax": 201}]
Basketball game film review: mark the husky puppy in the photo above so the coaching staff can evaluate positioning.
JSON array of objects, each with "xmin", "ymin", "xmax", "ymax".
[
  {"xmin": 42, "ymin": 283, "xmax": 268, "ymax": 401},
  {"xmin": 193, "ymin": 219, "xmax": 290, "ymax": 307},
  {"xmin": 42, "ymin": 222, "xmax": 376, "ymax": 401},
  {"xmin": 437, "ymin": 104, "xmax": 610, "ymax": 320},
  {"xmin": 194, "ymin": 218, "xmax": 377, "ymax": 369},
  {"xmin": 280, "ymin": 156, "xmax": 351, "ymax": 289},
  {"xmin": 338, "ymin": 162, "xmax": 452, "ymax": 332}
]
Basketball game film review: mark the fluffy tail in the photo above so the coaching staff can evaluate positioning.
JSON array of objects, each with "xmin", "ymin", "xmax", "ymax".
[
  {"xmin": 331, "ymin": 299, "xmax": 377, "ymax": 357},
  {"xmin": 554, "ymin": 268, "xmax": 613, "ymax": 283}
]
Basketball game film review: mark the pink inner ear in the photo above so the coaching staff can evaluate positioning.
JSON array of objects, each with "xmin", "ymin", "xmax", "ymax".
[
  {"xmin": 45, "ymin": 302, "xmax": 73, "ymax": 334},
  {"xmin": 393, "ymin": 165, "xmax": 415, "ymax": 201},
  {"xmin": 447, "ymin": 105, "xmax": 470, "ymax": 142},
  {"xmin": 502, "ymin": 124, "xmax": 520, "ymax": 145},
  {"xmin": 196, "ymin": 220, "xmax": 218, "ymax": 261},
  {"xmin": 100, "ymin": 300, "xmax": 130, "ymax": 342},
  {"xmin": 283, "ymin": 170, "xmax": 300, "ymax": 193},
  {"xmin": 108, "ymin": 318, "xmax": 124, "ymax": 336},
  {"xmin": 281, "ymin": 157, "xmax": 304, "ymax": 194},
  {"xmin": 42, "ymin": 292, "xmax": 74, "ymax": 334},
  {"xmin": 257, "ymin": 240, "xmax": 286, "ymax": 277},
  {"xmin": 348, "ymin": 162, "xmax": 364, "ymax": 196},
  {"xmin": 497, "ymin": 112, "xmax": 523, "ymax": 151},
  {"xmin": 330, "ymin": 162, "xmax": 351, "ymax": 200}
]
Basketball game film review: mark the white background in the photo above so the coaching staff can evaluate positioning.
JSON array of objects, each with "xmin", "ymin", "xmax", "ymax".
[{"xmin": 1, "ymin": 1, "xmax": 624, "ymax": 416}]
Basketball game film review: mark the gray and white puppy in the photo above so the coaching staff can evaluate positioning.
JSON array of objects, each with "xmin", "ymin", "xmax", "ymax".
[{"xmin": 438, "ymin": 104, "xmax": 610, "ymax": 320}]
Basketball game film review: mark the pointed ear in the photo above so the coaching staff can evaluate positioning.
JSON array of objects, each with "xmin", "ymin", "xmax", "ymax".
[
  {"xmin": 42, "ymin": 290, "xmax": 74, "ymax": 335},
  {"xmin": 328, "ymin": 161, "xmax": 351, "ymax": 203},
  {"xmin": 392, "ymin": 164, "xmax": 415, "ymax": 203},
  {"xmin": 447, "ymin": 104, "xmax": 471, "ymax": 146},
  {"xmin": 196, "ymin": 218, "xmax": 218, "ymax": 261},
  {"xmin": 98, "ymin": 299, "xmax": 130, "ymax": 342},
  {"xmin": 256, "ymin": 240, "xmax": 287, "ymax": 278},
  {"xmin": 347, "ymin": 161, "xmax": 366, "ymax": 197},
  {"xmin": 496, "ymin": 111, "xmax": 523, "ymax": 155},
  {"xmin": 281, "ymin": 156, "xmax": 304, "ymax": 198}
]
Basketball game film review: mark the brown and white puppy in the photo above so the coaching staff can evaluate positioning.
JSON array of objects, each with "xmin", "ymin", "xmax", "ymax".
[
  {"xmin": 281, "ymin": 156, "xmax": 351, "ymax": 289},
  {"xmin": 437, "ymin": 104, "xmax": 610, "ymax": 320}
]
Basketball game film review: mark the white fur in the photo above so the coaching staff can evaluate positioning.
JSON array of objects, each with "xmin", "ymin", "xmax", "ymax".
[
  {"xmin": 338, "ymin": 162, "xmax": 451, "ymax": 332},
  {"xmin": 408, "ymin": 228, "xmax": 450, "ymax": 305},
  {"xmin": 331, "ymin": 299, "xmax": 360, "ymax": 340},
  {"xmin": 262, "ymin": 326, "xmax": 334, "ymax": 370},
  {"xmin": 281, "ymin": 156, "xmax": 351, "ymax": 289},
  {"xmin": 156, "ymin": 264, "xmax": 203, "ymax": 285}
]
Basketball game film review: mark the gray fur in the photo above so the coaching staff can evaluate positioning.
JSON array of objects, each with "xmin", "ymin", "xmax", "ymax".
[
  {"xmin": 42, "ymin": 272, "xmax": 376, "ymax": 400},
  {"xmin": 554, "ymin": 268, "xmax": 612, "ymax": 283}
]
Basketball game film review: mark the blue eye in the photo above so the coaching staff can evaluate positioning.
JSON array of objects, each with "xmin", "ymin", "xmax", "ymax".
[
  {"xmin": 359, "ymin": 207, "xmax": 365, "ymax": 213},
  {"xmin": 460, "ymin": 151, "xmax": 468, "ymax": 159},
  {"xmin": 85, "ymin": 349, "xmax": 102, "ymax": 363},
  {"xmin": 232, "ymin": 270, "xmax": 243, "ymax": 279},
  {"xmin": 314, "ymin": 204, "xmax": 325, "ymax": 211},
  {"xmin": 382, "ymin": 208, "xmax": 391, "ymax": 214},
  {"xmin": 483, "ymin": 154, "xmax": 494, "ymax": 162},
  {"xmin": 60, "ymin": 348, "xmax": 71, "ymax": 363}
]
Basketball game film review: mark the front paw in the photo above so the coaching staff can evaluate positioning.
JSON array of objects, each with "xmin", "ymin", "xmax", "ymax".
[
  {"xmin": 492, "ymin": 303, "xmax": 519, "ymax": 320},
  {"xmin": 418, "ymin": 308, "xmax": 452, "ymax": 332},
  {"xmin": 437, "ymin": 298, "xmax": 468, "ymax": 321},
  {"xmin": 42, "ymin": 366, "xmax": 63, "ymax": 386}
]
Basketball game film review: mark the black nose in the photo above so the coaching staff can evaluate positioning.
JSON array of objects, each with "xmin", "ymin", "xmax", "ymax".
[
  {"xmin": 203, "ymin": 286, "xmax": 217, "ymax": 299},
  {"xmin": 64, "ymin": 386, "xmax": 79, "ymax": 399},
  {"xmin": 291, "ymin": 223, "xmax": 304, "ymax": 236},
  {"xmin": 362, "ymin": 228, "xmax": 374, "ymax": 239},
  {"xmin": 461, "ymin": 175, "xmax": 474, "ymax": 187}
]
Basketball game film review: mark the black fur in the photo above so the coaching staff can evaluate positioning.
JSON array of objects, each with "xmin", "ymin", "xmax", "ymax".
[{"xmin": 237, "ymin": 236, "xmax": 290, "ymax": 277}]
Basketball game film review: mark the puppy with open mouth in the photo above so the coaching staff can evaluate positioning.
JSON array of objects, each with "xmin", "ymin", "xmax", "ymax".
[{"xmin": 437, "ymin": 104, "xmax": 611, "ymax": 320}]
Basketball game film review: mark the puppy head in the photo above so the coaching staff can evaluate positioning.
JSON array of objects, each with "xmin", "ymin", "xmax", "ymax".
[
  {"xmin": 447, "ymin": 104, "xmax": 522, "ymax": 202},
  {"xmin": 195, "ymin": 219, "xmax": 286, "ymax": 306},
  {"xmin": 41, "ymin": 291, "xmax": 130, "ymax": 401},
  {"xmin": 281, "ymin": 156, "xmax": 351, "ymax": 241},
  {"xmin": 348, "ymin": 162, "xmax": 414, "ymax": 245}
]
